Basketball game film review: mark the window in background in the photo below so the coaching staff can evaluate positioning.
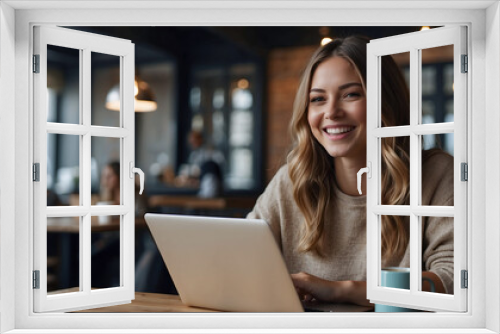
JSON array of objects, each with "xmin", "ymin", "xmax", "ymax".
[
  {"xmin": 228, "ymin": 65, "xmax": 256, "ymax": 190},
  {"xmin": 189, "ymin": 63, "xmax": 260, "ymax": 192},
  {"xmin": 133, "ymin": 63, "xmax": 177, "ymax": 191}
]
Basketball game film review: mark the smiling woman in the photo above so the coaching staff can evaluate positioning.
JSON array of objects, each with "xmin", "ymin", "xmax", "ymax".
[{"xmin": 247, "ymin": 35, "xmax": 454, "ymax": 308}]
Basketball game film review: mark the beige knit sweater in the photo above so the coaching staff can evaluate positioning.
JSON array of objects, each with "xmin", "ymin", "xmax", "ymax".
[{"xmin": 247, "ymin": 153, "xmax": 455, "ymax": 294}]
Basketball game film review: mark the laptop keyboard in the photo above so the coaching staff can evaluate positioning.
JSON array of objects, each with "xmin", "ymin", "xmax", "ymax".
[{"xmin": 302, "ymin": 301, "xmax": 373, "ymax": 312}]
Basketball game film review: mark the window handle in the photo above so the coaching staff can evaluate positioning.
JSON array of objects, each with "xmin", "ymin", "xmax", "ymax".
[
  {"xmin": 357, "ymin": 162, "xmax": 371, "ymax": 195},
  {"xmin": 129, "ymin": 162, "xmax": 145, "ymax": 195}
]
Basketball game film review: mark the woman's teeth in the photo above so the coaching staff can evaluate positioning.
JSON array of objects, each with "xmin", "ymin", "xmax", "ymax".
[{"xmin": 325, "ymin": 127, "xmax": 354, "ymax": 134}]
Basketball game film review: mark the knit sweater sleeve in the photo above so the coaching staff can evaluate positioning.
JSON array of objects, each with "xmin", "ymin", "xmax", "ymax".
[
  {"xmin": 421, "ymin": 153, "xmax": 455, "ymax": 294},
  {"xmin": 423, "ymin": 201, "xmax": 454, "ymax": 294},
  {"xmin": 246, "ymin": 165, "xmax": 293, "ymax": 250}
]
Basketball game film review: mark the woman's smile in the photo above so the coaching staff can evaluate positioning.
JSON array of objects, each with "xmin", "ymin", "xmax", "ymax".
[{"xmin": 323, "ymin": 125, "xmax": 356, "ymax": 139}]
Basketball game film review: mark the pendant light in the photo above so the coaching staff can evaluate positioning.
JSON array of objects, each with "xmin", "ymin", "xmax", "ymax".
[{"xmin": 105, "ymin": 75, "xmax": 157, "ymax": 112}]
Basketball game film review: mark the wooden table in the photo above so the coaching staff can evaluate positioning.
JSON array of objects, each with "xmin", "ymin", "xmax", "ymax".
[
  {"xmin": 77, "ymin": 292, "xmax": 373, "ymax": 313},
  {"xmin": 47, "ymin": 216, "xmax": 147, "ymax": 233},
  {"xmin": 77, "ymin": 293, "xmax": 216, "ymax": 313},
  {"xmin": 148, "ymin": 195, "xmax": 256, "ymax": 211}
]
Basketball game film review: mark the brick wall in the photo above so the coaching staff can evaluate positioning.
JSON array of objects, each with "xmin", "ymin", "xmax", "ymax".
[{"xmin": 265, "ymin": 45, "xmax": 317, "ymax": 184}]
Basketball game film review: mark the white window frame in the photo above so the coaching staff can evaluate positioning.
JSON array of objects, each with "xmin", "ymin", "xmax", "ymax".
[
  {"xmin": 1, "ymin": 1, "xmax": 498, "ymax": 333},
  {"xmin": 365, "ymin": 26, "xmax": 467, "ymax": 312}
]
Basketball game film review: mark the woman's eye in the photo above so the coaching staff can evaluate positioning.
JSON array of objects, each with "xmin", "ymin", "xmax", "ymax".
[
  {"xmin": 344, "ymin": 92, "xmax": 362, "ymax": 100},
  {"xmin": 310, "ymin": 96, "xmax": 325, "ymax": 103}
]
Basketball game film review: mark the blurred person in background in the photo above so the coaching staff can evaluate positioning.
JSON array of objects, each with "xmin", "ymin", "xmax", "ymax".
[
  {"xmin": 99, "ymin": 160, "xmax": 148, "ymax": 214},
  {"xmin": 176, "ymin": 130, "xmax": 224, "ymax": 197},
  {"xmin": 100, "ymin": 161, "xmax": 120, "ymax": 205}
]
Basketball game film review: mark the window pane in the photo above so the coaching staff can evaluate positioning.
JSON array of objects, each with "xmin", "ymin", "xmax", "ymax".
[
  {"xmin": 92, "ymin": 52, "xmax": 121, "ymax": 127},
  {"xmin": 381, "ymin": 52, "xmax": 410, "ymax": 127},
  {"xmin": 422, "ymin": 100, "xmax": 436, "ymax": 124},
  {"xmin": 419, "ymin": 216, "xmax": 454, "ymax": 295},
  {"xmin": 92, "ymin": 137, "xmax": 121, "ymax": 205},
  {"xmin": 213, "ymin": 87, "xmax": 225, "ymax": 109},
  {"xmin": 420, "ymin": 45, "xmax": 454, "ymax": 124},
  {"xmin": 381, "ymin": 137, "xmax": 410, "ymax": 205},
  {"xmin": 47, "ymin": 133, "xmax": 80, "ymax": 206},
  {"xmin": 421, "ymin": 134, "xmax": 454, "ymax": 206},
  {"xmin": 190, "ymin": 87, "xmax": 201, "ymax": 112},
  {"xmin": 227, "ymin": 148, "xmax": 254, "ymax": 190},
  {"xmin": 47, "ymin": 217, "xmax": 80, "ymax": 294},
  {"xmin": 443, "ymin": 64, "xmax": 454, "ymax": 95},
  {"xmin": 91, "ymin": 216, "xmax": 121, "ymax": 289},
  {"xmin": 226, "ymin": 65, "xmax": 257, "ymax": 191},
  {"xmin": 212, "ymin": 87, "xmax": 226, "ymax": 147},
  {"xmin": 47, "ymin": 45, "xmax": 80, "ymax": 124},
  {"xmin": 212, "ymin": 110, "xmax": 226, "ymax": 147},
  {"xmin": 229, "ymin": 110, "xmax": 253, "ymax": 146},
  {"xmin": 374, "ymin": 215, "xmax": 415, "ymax": 312},
  {"xmin": 379, "ymin": 215, "xmax": 410, "ymax": 291},
  {"xmin": 421, "ymin": 67, "xmax": 437, "ymax": 96}
]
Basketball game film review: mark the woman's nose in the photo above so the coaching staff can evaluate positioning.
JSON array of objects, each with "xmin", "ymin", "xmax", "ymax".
[{"xmin": 325, "ymin": 100, "xmax": 343, "ymax": 120}]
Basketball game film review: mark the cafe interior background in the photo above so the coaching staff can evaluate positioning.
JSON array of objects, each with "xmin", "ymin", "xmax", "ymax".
[{"xmin": 46, "ymin": 26, "xmax": 454, "ymax": 297}]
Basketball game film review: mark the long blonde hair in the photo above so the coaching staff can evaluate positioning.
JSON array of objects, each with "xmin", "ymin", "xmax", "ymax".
[{"xmin": 288, "ymin": 36, "xmax": 410, "ymax": 259}]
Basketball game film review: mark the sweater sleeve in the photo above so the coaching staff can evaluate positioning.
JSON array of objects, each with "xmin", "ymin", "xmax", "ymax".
[
  {"xmin": 246, "ymin": 166, "xmax": 291, "ymax": 249},
  {"xmin": 422, "ymin": 204, "xmax": 455, "ymax": 294},
  {"xmin": 421, "ymin": 153, "xmax": 455, "ymax": 294}
]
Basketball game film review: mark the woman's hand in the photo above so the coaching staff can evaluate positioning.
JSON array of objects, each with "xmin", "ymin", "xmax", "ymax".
[
  {"xmin": 291, "ymin": 272, "xmax": 373, "ymax": 307},
  {"xmin": 291, "ymin": 272, "xmax": 340, "ymax": 302}
]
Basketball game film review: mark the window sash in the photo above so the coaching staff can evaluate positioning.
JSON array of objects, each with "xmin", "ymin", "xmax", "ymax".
[
  {"xmin": 366, "ymin": 25, "xmax": 468, "ymax": 312},
  {"xmin": 32, "ymin": 25, "xmax": 136, "ymax": 313}
]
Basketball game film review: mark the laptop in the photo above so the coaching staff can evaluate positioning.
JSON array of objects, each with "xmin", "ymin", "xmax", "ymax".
[{"xmin": 145, "ymin": 213, "xmax": 372, "ymax": 313}]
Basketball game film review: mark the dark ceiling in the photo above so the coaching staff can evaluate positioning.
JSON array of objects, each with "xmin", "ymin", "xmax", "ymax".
[{"xmin": 69, "ymin": 26, "xmax": 429, "ymax": 65}]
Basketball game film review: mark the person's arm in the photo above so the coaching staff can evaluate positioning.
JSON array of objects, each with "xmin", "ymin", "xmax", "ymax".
[
  {"xmin": 421, "ymin": 154, "xmax": 455, "ymax": 294},
  {"xmin": 291, "ymin": 271, "xmax": 446, "ymax": 307},
  {"xmin": 422, "ymin": 213, "xmax": 454, "ymax": 294},
  {"xmin": 291, "ymin": 272, "xmax": 373, "ymax": 307}
]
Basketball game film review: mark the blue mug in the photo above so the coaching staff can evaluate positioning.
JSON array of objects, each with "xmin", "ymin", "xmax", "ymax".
[{"xmin": 374, "ymin": 267, "xmax": 435, "ymax": 312}]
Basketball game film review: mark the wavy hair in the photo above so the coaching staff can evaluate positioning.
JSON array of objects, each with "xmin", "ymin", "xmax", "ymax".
[{"xmin": 288, "ymin": 36, "xmax": 410, "ymax": 259}]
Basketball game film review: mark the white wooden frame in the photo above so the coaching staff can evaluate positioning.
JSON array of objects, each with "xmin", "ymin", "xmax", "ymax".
[
  {"xmin": 32, "ymin": 26, "xmax": 136, "ymax": 312},
  {"xmin": 0, "ymin": 1, "xmax": 498, "ymax": 333},
  {"xmin": 366, "ymin": 26, "xmax": 467, "ymax": 312}
]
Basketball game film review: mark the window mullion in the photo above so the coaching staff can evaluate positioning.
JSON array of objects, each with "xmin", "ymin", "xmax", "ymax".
[
  {"xmin": 81, "ymin": 214, "xmax": 90, "ymax": 294},
  {"xmin": 82, "ymin": 132, "xmax": 91, "ymax": 294},
  {"xmin": 409, "ymin": 47, "xmax": 420, "ymax": 295},
  {"xmin": 46, "ymin": 123, "xmax": 87, "ymax": 135},
  {"xmin": 365, "ymin": 45, "xmax": 380, "ymax": 296},
  {"xmin": 82, "ymin": 48, "xmax": 91, "ymax": 208},
  {"xmin": 122, "ymin": 51, "xmax": 135, "ymax": 295},
  {"xmin": 413, "ymin": 123, "xmax": 454, "ymax": 135},
  {"xmin": 81, "ymin": 48, "xmax": 92, "ymax": 295}
]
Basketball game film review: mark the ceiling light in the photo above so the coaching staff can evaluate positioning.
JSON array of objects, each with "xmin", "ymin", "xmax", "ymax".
[
  {"xmin": 321, "ymin": 37, "xmax": 333, "ymax": 46},
  {"xmin": 237, "ymin": 79, "xmax": 249, "ymax": 89},
  {"xmin": 106, "ymin": 76, "xmax": 157, "ymax": 113}
]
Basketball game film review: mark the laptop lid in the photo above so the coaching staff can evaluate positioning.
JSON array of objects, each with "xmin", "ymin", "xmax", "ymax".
[{"xmin": 145, "ymin": 213, "xmax": 304, "ymax": 312}]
